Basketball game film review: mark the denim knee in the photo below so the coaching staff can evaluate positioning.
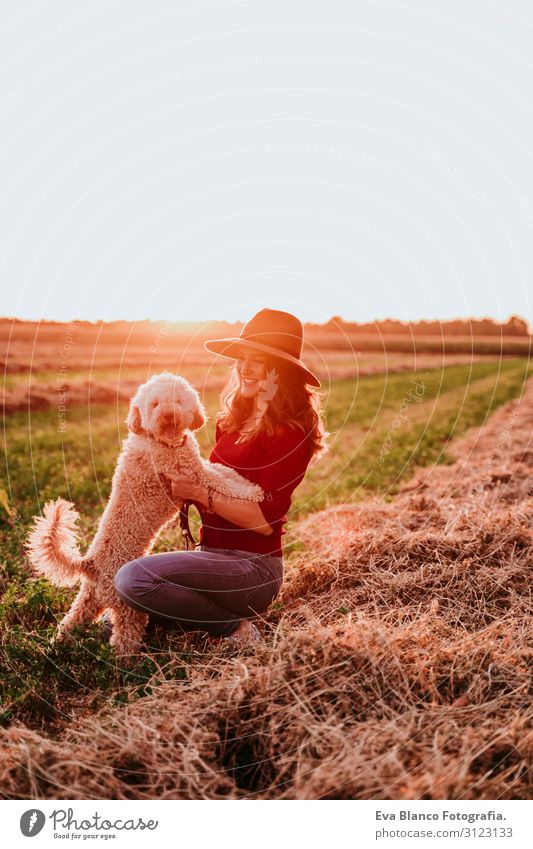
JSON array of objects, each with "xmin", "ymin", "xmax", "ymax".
[{"xmin": 114, "ymin": 560, "xmax": 142, "ymax": 604}]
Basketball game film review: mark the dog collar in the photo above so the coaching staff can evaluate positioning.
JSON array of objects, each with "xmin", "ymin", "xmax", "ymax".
[
  {"xmin": 144, "ymin": 432, "xmax": 188, "ymax": 447},
  {"xmin": 167, "ymin": 433, "xmax": 188, "ymax": 448}
]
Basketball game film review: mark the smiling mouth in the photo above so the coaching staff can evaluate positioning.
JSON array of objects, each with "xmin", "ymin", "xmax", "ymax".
[{"xmin": 242, "ymin": 378, "xmax": 258, "ymax": 386}]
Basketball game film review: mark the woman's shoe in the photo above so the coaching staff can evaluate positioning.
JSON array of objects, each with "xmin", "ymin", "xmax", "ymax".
[
  {"xmin": 249, "ymin": 623, "xmax": 263, "ymax": 642},
  {"xmin": 224, "ymin": 621, "xmax": 263, "ymax": 646},
  {"xmin": 99, "ymin": 610, "xmax": 113, "ymax": 643}
]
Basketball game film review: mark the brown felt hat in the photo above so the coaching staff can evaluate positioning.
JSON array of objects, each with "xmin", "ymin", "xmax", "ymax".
[{"xmin": 204, "ymin": 308, "xmax": 321, "ymax": 387}]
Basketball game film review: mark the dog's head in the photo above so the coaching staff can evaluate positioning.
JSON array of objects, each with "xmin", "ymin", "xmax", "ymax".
[{"xmin": 126, "ymin": 372, "xmax": 207, "ymax": 444}]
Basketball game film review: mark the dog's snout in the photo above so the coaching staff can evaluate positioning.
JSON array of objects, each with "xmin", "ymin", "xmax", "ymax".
[
  {"xmin": 160, "ymin": 410, "xmax": 177, "ymax": 425},
  {"xmin": 156, "ymin": 406, "xmax": 183, "ymax": 441}
]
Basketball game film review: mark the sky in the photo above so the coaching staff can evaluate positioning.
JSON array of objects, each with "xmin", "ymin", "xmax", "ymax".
[{"xmin": 1, "ymin": 1, "xmax": 532, "ymax": 327}]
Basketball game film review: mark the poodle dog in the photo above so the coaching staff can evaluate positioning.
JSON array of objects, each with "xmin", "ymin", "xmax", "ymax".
[{"xmin": 25, "ymin": 372, "xmax": 264, "ymax": 658}]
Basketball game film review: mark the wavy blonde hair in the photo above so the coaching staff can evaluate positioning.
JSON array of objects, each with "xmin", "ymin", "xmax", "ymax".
[{"xmin": 216, "ymin": 355, "xmax": 329, "ymax": 462}]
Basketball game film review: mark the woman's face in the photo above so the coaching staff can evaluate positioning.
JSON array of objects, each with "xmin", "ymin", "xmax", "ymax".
[{"xmin": 235, "ymin": 349, "xmax": 268, "ymax": 399}]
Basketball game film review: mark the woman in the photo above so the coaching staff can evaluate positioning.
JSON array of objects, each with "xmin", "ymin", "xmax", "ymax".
[{"xmin": 111, "ymin": 308, "xmax": 328, "ymax": 644}]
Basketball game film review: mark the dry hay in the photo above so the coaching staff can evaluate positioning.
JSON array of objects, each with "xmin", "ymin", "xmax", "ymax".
[{"xmin": 1, "ymin": 382, "xmax": 532, "ymax": 800}]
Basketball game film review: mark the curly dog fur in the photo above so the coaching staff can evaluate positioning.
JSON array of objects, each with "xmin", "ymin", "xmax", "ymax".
[{"xmin": 25, "ymin": 372, "xmax": 264, "ymax": 659}]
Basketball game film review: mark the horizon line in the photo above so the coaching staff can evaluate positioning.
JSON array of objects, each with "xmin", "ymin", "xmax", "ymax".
[{"xmin": 0, "ymin": 313, "xmax": 528, "ymax": 328}]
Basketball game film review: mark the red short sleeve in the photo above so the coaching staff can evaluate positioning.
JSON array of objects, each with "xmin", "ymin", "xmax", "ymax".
[{"xmin": 256, "ymin": 426, "xmax": 312, "ymax": 530}]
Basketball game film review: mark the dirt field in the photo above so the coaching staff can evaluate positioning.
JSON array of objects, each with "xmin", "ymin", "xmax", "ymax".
[{"xmin": 1, "ymin": 376, "xmax": 531, "ymax": 799}]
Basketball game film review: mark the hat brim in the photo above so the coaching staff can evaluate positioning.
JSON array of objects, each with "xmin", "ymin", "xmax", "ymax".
[{"xmin": 204, "ymin": 337, "xmax": 321, "ymax": 387}]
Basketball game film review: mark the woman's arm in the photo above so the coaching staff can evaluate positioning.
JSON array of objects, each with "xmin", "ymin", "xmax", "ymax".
[
  {"xmin": 166, "ymin": 474, "xmax": 273, "ymax": 536},
  {"xmin": 200, "ymin": 486, "xmax": 274, "ymax": 536}
]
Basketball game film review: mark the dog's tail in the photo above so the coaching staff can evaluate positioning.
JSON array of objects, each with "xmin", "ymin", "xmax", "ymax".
[{"xmin": 25, "ymin": 498, "xmax": 94, "ymax": 586}]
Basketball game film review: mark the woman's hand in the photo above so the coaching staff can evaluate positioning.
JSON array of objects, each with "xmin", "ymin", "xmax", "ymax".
[
  {"xmin": 164, "ymin": 472, "xmax": 208, "ymax": 506},
  {"xmin": 163, "ymin": 474, "xmax": 273, "ymax": 535}
]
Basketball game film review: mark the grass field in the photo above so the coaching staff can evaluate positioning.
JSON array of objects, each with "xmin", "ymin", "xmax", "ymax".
[
  {"xmin": 1, "ymin": 356, "xmax": 531, "ymax": 739},
  {"xmin": 2, "ymin": 320, "xmax": 530, "ymax": 415},
  {"xmin": 3, "ymin": 359, "xmax": 531, "ymax": 545}
]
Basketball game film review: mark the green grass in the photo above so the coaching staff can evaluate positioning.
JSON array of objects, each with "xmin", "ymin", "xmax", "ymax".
[
  {"xmin": 291, "ymin": 357, "xmax": 532, "ymax": 518},
  {"xmin": 0, "ymin": 357, "xmax": 531, "ymax": 728}
]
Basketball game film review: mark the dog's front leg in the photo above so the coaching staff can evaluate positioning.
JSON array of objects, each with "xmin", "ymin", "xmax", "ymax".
[
  {"xmin": 157, "ymin": 469, "xmax": 185, "ymax": 511},
  {"xmin": 199, "ymin": 463, "xmax": 264, "ymax": 502}
]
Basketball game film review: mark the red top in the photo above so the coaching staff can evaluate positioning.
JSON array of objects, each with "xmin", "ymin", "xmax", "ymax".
[{"xmin": 196, "ymin": 420, "xmax": 313, "ymax": 557}]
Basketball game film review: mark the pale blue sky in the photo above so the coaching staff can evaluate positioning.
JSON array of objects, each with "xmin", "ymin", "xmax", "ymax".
[{"xmin": 1, "ymin": 1, "xmax": 532, "ymax": 327}]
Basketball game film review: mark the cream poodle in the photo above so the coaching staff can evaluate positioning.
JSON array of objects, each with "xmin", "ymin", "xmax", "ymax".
[{"xmin": 25, "ymin": 372, "xmax": 264, "ymax": 658}]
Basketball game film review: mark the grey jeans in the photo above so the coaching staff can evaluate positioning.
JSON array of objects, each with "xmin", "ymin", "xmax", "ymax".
[{"xmin": 113, "ymin": 544, "xmax": 283, "ymax": 638}]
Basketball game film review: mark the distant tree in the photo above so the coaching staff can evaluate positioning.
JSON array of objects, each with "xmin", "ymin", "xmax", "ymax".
[
  {"xmin": 308, "ymin": 314, "xmax": 530, "ymax": 337},
  {"xmin": 323, "ymin": 316, "xmax": 345, "ymax": 332},
  {"xmin": 503, "ymin": 315, "xmax": 529, "ymax": 336}
]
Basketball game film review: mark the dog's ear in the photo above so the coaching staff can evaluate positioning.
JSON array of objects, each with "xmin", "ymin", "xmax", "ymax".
[
  {"xmin": 189, "ymin": 402, "xmax": 207, "ymax": 431},
  {"xmin": 126, "ymin": 402, "xmax": 145, "ymax": 434}
]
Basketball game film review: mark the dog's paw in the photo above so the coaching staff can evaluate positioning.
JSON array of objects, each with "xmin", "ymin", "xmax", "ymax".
[
  {"xmin": 55, "ymin": 629, "xmax": 75, "ymax": 646},
  {"xmin": 117, "ymin": 655, "xmax": 137, "ymax": 670},
  {"xmin": 109, "ymin": 636, "xmax": 143, "ymax": 665},
  {"xmin": 111, "ymin": 649, "xmax": 140, "ymax": 669}
]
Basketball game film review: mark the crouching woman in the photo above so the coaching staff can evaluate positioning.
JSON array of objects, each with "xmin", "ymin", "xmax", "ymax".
[{"xmin": 112, "ymin": 309, "xmax": 328, "ymax": 644}]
